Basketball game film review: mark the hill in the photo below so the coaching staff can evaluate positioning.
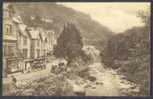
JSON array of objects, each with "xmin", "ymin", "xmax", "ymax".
[
  {"xmin": 9, "ymin": 2, "xmax": 113, "ymax": 48},
  {"xmin": 101, "ymin": 25, "xmax": 150, "ymax": 95}
]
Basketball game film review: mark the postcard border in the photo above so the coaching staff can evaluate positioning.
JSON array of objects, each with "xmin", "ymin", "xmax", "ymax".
[{"xmin": 0, "ymin": 0, "xmax": 153, "ymax": 99}]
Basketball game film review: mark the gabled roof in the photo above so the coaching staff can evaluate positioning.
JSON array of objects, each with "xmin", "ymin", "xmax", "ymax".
[
  {"xmin": 12, "ymin": 16, "xmax": 22, "ymax": 24},
  {"xmin": 27, "ymin": 28, "xmax": 39, "ymax": 39},
  {"xmin": 13, "ymin": 16, "xmax": 29, "ymax": 37},
  {"xmin": 37, "ymin": 28, "xmax": 46, "ymax": 41},
  {"xmin": 18, "ymin": 24, "xmax": 27, "ymax": 36}
]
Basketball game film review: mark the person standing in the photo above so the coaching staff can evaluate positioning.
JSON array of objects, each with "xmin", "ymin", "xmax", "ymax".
[{"xmin": 9, "ymin": 76, "xmax": 17, "ymax": 95}]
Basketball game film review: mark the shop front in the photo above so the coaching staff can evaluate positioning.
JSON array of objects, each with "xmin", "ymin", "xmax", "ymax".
[{"xmin": 6, "ymin": 58, "xmax": 25, "ymax": 74}]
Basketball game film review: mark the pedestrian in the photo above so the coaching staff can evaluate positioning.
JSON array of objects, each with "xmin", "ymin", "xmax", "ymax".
[
  {"xmin": 11, "ymin": 75, "xmax": 17, "ymax": 84},
  {"xmin": 26, "ymin": 62, "xmax": 31, "ymax": 72},
  {"xmin": 10, "ymin": 76, "xmax": 17, "ymax": 95}
]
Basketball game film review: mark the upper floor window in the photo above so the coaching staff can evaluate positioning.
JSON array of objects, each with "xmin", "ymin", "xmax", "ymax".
[
  {"xmin": 45, "ymin": 38, "xmax": 47, "ymax": 43},
  {"xmin": 37, "ymin": 40, "xmax": 40, "ymax": 46},
  {"xmin": 23, "ymin": 37, "xmax": 27, "ymax": 46},
  {"xmin": 3, "ymin": 45, "xmax": 16, "ymax": 57},
  {"xmin": 5, "ymin": 24, "xmax": 12, "ymax": 35},
  {"xmin": 23, "ymin": 49, "xmax": 28, "ymax": 58},
  {"xmin": 37, "ymin": 49, "xmax": 40, "ymax": 58},
  {"xmin": 4, "ymin": 11, "xmax": 9, "ymax": 18},
  {"xmin": 3, "ymin": 44, "xmax": 7, "ymax": 56}
]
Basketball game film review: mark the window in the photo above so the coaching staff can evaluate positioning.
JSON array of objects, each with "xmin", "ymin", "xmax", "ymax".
[
  {"xmin": 6, "ymin": 27, "xmax": 9, "ymax": 34},
  {"xmin": 4, "ymin": 45, "xmax": 16, "ymax": 57},
  {"xmin": 3, "ymin": 44, "xmax": 7, "ymax": 56},
  {"xmin": 44, "ymin": 50, "xmax": 46, "ymax": 55},
  {"xmin": 5, "ymin": 25, "xmax": 12, "ymax": 34},
  {"xmin": 30, "ymin": 40, "xmax": 35, "ymax": 58},
  {"xmin": 10, "ymin": 25, "xmax": 12, "ymax": 34},
  {"xmin": 23, "ymin": 49, "xmax": 28, "ymax": 58},
  {"xmin": 37, "ymin": 49, "xmax": 40, "ymax": 57},
  {"xmin": 23, "ymin": 37, "xmax": 27, "ymax": 45},
  {"xmin": 37, "ymin": 40, "xmax": 40, "ymax": 46},
  {"xmin": 8, "ymin": 46, "xmax": 13, "ymax": 57},
  {"xmin": 4, "ymin": 11, "xmax": 9, "ymax": 18},
  {"xmin": 45, "ymin": 38, "xmax": 47, "ymax": 43}
]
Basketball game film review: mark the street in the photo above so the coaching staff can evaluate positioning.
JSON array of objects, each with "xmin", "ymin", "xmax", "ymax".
[{"xmin": 3, "ymin": 62, "xmax": 52, "ymax": 86}]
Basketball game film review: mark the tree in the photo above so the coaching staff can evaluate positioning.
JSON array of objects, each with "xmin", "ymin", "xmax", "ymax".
[
  {"xmin": 53, "ymin": 22, "xmax": 84, "ymax": 62},
  {"xmin": 100, "ymin": 10, "xmax": 150, "ymax": 95},
  {"xmin": 137, "ymin": 10, "xmax": 150, "ymax": 28}
]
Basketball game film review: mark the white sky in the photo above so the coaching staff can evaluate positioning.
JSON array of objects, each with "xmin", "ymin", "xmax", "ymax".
[{"xmin": 59, "ymin": 2, "xmax": 150, "ymax": 33}]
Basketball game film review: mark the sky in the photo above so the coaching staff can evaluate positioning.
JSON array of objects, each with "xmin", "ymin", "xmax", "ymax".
[{"xmin": 59, "ymin": 2, "xmax": 150, "ymax": 33}]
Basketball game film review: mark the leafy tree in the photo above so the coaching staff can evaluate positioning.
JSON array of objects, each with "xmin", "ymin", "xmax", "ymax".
[{"xmin": 137, "ymin": 10, "xmax": 150, "ymax": 28}]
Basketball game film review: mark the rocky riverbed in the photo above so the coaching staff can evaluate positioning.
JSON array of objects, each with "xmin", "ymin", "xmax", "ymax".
[{"xmin": 5, "ymin": 62, "xmax": 139, "ymax": 96}]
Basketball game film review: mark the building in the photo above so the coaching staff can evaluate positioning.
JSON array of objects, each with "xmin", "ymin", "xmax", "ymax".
[
  {"xmin": 3, "ymin": 4, "xmax": 24, "ymax": 76},
  {"xmin": 37, "ymin": 28, "xmax": 56, "ymax": 57},
  {"xmin": 3, "ymin": 4, "xmax": 17, "ymax": 58},
  {"xmin": 37, "ymin": 28, "xmax": 46, "ymax": 57},
  {"xmin": 26, "ymin": 27, "xmax": 41, "ymax": 59},
  {"xmin": 13, "ymin": 16, "xmax": 33, "ymax": 72},
  {"xmin": 45, "ymin": 30, "xmax": 56, "ymax": 55},
  {"xmin": 3, "ymin": 4, "xmax": 58, "ymax": 76}
]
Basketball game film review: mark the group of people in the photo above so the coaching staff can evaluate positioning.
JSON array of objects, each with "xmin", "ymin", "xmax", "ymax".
[{"xmin": 51, "ymin": 59, "xmax": 68, "ymax": 74}]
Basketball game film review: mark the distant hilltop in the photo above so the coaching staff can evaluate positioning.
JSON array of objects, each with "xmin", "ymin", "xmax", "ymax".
[{"xmin": 5, "ymin": 2, "xmax": 113, "ymax": 48}]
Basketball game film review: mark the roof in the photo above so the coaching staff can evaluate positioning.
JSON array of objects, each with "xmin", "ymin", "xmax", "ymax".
[
  {"xmin": 18, "ymin": 24, "xmax": 28, "ymax": 36},
  {"xmin": 13, "ymin": 16, "xmax": 29, "ymax": 37},
  {"xmin": 27, "ymin": 28, "xmax": 39, "ymax": 39},
  {"xmin": 37, "ymin": 28, "xmax": 46, "ymax": 41},
  {"xmin": 12, "ymin": 16, "xmax": 23, "ymax": 24}
]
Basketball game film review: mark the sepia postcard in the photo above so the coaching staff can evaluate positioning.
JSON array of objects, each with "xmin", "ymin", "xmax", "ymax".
[{"xmin": 2, "ymin": 2, "xmax": 151, "ymax": 96}]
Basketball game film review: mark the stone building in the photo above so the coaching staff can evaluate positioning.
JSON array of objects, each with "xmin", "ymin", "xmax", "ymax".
[
  {"xmin": 3, "ymin": 4, "xmax": 24, "ymax": 76},
  {"xmin": 26, "ymin": 27, "xmax": 40, "ymax": 59},
  {"xmin": 3, "ymin": 4, "xmax": 57, "ymax": 76}
]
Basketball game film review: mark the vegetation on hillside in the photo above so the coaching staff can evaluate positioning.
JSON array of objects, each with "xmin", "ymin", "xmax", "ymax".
[
  {"xmin": 101, "ymin": 11, "xmax": 150, "ymax": 95},
  {"xmin": 9, "ymin": 3, "xmax": 113, "ymax": 47}
]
